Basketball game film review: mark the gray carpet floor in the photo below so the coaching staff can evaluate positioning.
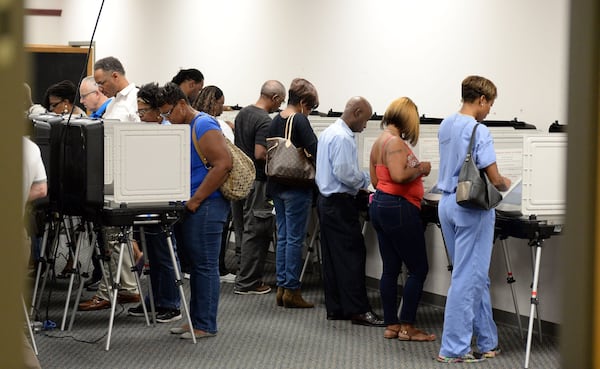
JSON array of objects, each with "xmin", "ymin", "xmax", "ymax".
[{"xmin": 29, "ymin": 250, "xmax": 559, "ymax": 369}]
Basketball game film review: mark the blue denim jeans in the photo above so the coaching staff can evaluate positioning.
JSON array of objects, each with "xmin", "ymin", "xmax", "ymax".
[
  {"xmin": 369, "ymin": 190, "xmax": 429, "ymax": 325},
  {"xmin": 272, "ymin": 188, "xmax": 312, "ymax": 290},
  {"xmin": 143, "ymin": 225, "xmax": 181, "ymax": 310},
  {"xmin": 181, "ymin": 197, "xmax": 229, "ymax": 333}
]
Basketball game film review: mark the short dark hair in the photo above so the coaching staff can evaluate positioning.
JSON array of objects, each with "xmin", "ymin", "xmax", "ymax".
[
  {"xmin": 42, "ymin": 80, "xmax": 77, "ymax": 109},
  {"xmin": 94, "ymin": 56, "xmax": 126, "ymax": 75},
  {"xmin": 137, "ymin": 82, "xmax": 161, "ymax": 109},
  {"xmin": 461, "ymin": 75, "xmax": 497, "ymax": 103},
  {"xmin": 287, "ymin": 78, "xmax": 318, "ymax": 109},
  {"xmin": 156, "ymin": 82, "xmax": 187, "ymax": 107},
  {"xmin": 171, "ymin": 68, "xmax": 204, "ymax": 85}
]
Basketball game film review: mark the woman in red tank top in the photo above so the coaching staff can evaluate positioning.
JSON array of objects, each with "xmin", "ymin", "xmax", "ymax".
[{"xmin": 368, "ymin": 97, "xmax": 435, "ymax": 342}]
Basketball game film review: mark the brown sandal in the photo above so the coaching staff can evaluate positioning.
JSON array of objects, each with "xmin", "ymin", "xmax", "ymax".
[
  {"xmin": 397, "ymin": 324, "xmax": 436, "ymax": 342},
  {"xmin": 383, "ymin": 324, "xmax": 401, "ymax": 339}
]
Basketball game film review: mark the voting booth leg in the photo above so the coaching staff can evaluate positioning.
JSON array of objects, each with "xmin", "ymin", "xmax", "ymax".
[
  {"xmin": 106, "ymin": 235, "xmax": 127, "ymax": 351},
  {"xmin": 500, "ymin": 238, "xmax": 524, "ymax": 340},
  {"xmin": 30, "ymin": 221, "xmax": 50, "ymax": 317},
  {"xmin": 529, "ymin": 246, "xmax": 543, "ymax": 343},
  {"xmin": 68, "ymin": 222, "xmax": 100, "ymax": 331},
  {"xmin": 126, "ymin": 236, "xmax": 150, "ymax": 327},
  {"xmin": 300, "ymin": 210, "xmax": 321, "ymax": 283},
  {"xmin": 138, "ymin": 226, "xmax": 157, "ymax": 325},
  {"xmin": 34, "ymin": 218, "xmax": 62, "ymax": 318},
  {"xmin": 23, "ymin": 296, "xmax": 38, "ymax": 356},
  {"xmin": 163, "ymin": 224, "xmax": 196, "ymax": 344},
  {"xmin": 61, "ymin": 222, "xmax": 88, "ymax": 331},
  {"xmin": 524, "ymin": 240, "xmax": 543, "ymax": 369}
]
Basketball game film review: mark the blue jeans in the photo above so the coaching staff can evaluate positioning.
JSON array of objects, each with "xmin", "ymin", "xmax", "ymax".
[
  {"xmin": 369, "ymin": 191, "xmax": 429, "ymax": 325},
  {"xmin": 144, "ymin": 225, "xmax": 181, "ymax": 310},
  {"xmin": 181, "ymin": 197, "xmax": 229, "ymax": 333},
  {"xmin": 272, "ymin": 188, "xmax": 312, "ymax": 290}
]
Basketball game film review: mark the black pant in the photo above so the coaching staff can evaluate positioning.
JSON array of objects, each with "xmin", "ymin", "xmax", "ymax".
[{"xmin": 317, "ymin": 193, "xmax": 371, "ymax": 317}]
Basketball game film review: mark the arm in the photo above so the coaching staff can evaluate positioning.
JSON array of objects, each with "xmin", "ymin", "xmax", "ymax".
[
  {"xmin": 369, "ymin": 139, "xmax": 379, "ymax": 188},
  {"xmin": 254, "ymin": 144, "xmax": 267, "ymax": 161},
  {"xmin": 483, "ymin": 162, "xmax": 510, "ymax": 191},
  {"xmin": 186, "ymin": 130, "xmax": 233, "ymax": 212},
  {"xmin": 385, "ymin": 137, "xmax": 429, "ymax": 183},
  {"xmin": 331, "ymin": 136, "xmax": 369, "ymax": 189},
  {"xmin": 28, "ymin": 181, "xmax": 47, "ymax": 202}
]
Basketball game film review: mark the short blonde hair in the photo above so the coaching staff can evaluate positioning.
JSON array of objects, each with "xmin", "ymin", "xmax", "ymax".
[{"xmin": 381, "ymin": 97, "xmax": 420, "ymax": 146}]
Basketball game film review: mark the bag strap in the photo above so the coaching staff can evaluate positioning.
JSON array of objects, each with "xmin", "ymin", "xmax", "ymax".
[
  {"xmin": 284, "ymin": 113, "xmax": 296, "ymax": 141},
  {"xmin": 191, "ymin": 114, "xmax": 211, "ymax": 169},
  {"xmin": 379, "ymin": 134, "xmax": 396, "ymax": 165},
  {"xmin": 465, "ymin": 123, "xmax": 480, "ymax": 162}
]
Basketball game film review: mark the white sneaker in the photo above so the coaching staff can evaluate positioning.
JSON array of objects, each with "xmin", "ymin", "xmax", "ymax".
[{"xmin": 219, "ymin": 273, "xmax": 236, "ymax": 284}]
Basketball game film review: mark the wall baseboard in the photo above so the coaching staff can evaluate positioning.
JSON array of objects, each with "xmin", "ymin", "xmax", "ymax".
[{"xmin": 365, "ymin": 276, "xmax": 559, "ymax": 338}]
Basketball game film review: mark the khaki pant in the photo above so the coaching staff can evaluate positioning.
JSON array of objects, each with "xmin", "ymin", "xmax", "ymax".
[{"xmin": 96, "ymin": 227, "xmax": 139, "ymax": 300}]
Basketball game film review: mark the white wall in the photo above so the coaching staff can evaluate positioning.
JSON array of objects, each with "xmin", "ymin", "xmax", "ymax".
[
  {"xmin": 24, "ymin": 0, "xmax": 568, "ymax": 323},
  {"xmin": 24, "ymin": 0, "xmax": 569, "ymax": 131}
]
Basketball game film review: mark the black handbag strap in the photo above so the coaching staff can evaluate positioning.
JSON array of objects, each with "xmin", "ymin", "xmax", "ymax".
[{"xmin": 465, "ymin": 123, "xmax": 480, "ymax": 162}]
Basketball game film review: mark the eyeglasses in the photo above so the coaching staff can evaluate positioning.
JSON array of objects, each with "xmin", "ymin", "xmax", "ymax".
[
  {"xmin": 159, "ymin": 105, "xmax": 175, "ymax": 119},
  {"xmin": 137, "ymin": 108, "xmax": 153, "ymax": 117},
  {"xmin": 80, "ymin": 90, "xmax": 97, "ymax": 99},
  {"xmin": 49, "ymin": 99, "xmax": 64, "ymax": 110}
]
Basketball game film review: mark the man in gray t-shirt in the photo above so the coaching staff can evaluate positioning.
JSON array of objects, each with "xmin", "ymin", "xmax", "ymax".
[{"xmin": 231, "ymin": 80, "xmax": 286, "ymax": 294}]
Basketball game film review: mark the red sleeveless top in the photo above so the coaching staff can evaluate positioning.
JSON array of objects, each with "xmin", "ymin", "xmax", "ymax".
[{"xmin": 375, "ymin": 136, "xmax": 424, "ymax": 209}]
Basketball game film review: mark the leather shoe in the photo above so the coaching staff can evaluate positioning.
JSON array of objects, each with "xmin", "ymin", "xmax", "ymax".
[
  {"xmin": 117, "ymin": 292, "xmax": 141, "ymax": 304},
  {"xmin": 78, "ymin": 296, "xmax": 110, "ymax": 311},
  {"xmin": 351, "ymin": 311, "xmax": 385, "ymax": 327}
]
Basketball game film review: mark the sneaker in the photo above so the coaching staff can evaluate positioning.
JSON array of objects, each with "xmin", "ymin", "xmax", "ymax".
[
  {"xmin": 156, "ymin": 309, "xmax": 182, "ymax": 323},
  {"xmin": 85, "ymin": 279, "xmax": 101, "ymax": 291},
  {"xmin": 482, "ymin": 347, "xmax": 501, "ymax": 358},
  {"xmin": 233, "ymin": 282, "xmax": 271, "ymax": 295},
  {"xmin": 436, "ymin": 352, "xmax": 485, "ymax": 363},
  {"xmin": 127, "ymin": 304, "xmax": 146, "ymax": 317},
  {"xmin": 220, "ymin": 273, "xmax": 236, "ymax": 284}
]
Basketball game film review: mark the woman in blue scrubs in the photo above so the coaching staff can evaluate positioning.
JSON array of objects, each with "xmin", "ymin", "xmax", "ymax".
[{"xmin": 436, "ymin": 76, "xmax": 511, "ymax": 363}]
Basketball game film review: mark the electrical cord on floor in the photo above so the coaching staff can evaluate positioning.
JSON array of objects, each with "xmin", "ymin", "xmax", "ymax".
[{"xmin": 38, "ymin": 304, "xmax": 126, "ymax": 344}]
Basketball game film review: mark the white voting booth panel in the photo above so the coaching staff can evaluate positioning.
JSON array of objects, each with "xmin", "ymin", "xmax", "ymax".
[
  {"xmin": 521, "ymin": 134, "xmax": 566, "ymax": 217},
  {"xmin": 104, "ymin": 122, "xmax": 190, "ymax": 205}
]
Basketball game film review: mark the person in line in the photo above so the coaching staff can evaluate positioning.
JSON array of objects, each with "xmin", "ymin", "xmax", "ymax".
[
  {"xmin": 436, "ymin": 75, "xmax": 510, "ymax": 363},
  {"xmin": 192, "ymin": 85, "xmax": 236, "ymax": 284},
  {"xmin": 24, "ymin": 82, "xmax": 46, "ymax": 117},
  {"xmin": 267, "ymin": 78, "xmax": 318, "ymax": 308},
  {"xmin": 93, "ymin": 56, "xmax": 140, "ymax": 122},
  {"xmin": 126, "ymin": 82, "xmax": 182, "ymax": 323},
  {"xmin": 158, "ymin": 82, "xmax": 232, "ymax": 339},
  {"xmin": 79, "ymin": 56, "xmax": 141, "ymax": 311},
  {"xmin": 79, "ymin": 76, "xmax": 112, "ymax": 119},
  {"xmin": 42, "ymin": 80, "xmax": 86, "ymax": 116},
  {"xmin": 171, "ymin": 68, "xmax": 205, "ymax": 278},
  {"xmin": 78, "ymin": 76, "xmax": 113, "ymax": 291},
  {"xmin": 172, "ymin": 68, "xmax": 204, "ymax": 103},
  {"xmin": 315, "ymin": 96, "xmax": 384, "ymax": 326},
  {"xmin": 232, "ymin": 80, "xmax": 286, "ymax": 295},
  {"xmin": 369, "ymin": 97, "xmax": 435, "ymax": 341}
]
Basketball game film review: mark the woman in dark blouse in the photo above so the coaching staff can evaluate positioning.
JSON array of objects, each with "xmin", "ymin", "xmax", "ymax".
[{"xmin": 267, "ymin": 78, "xmax": 318, "ymax": 309}]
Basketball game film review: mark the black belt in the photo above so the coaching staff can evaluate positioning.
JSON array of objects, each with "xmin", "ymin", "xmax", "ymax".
[{"xmin": 328, "ymin": 193, "xmax": 356, "ymax": 200}]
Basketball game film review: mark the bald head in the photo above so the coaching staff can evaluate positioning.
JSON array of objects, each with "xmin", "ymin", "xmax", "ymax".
[
  {"xmin": 258, "ymin": 80, "xmax": 286, "ymax": 113},
  {"xmin": 341, "ymin": 96, "xmax": 373, "ymax": 132}
]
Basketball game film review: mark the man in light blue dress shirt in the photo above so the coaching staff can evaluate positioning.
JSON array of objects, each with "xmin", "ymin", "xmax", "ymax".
[{"xmin": 315, "ymin": 96, "xmax": 384, "ymax": 327}]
